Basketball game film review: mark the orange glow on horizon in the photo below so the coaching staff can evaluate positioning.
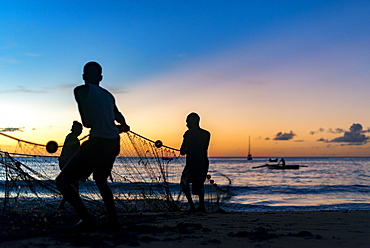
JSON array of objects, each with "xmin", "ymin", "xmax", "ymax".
[{"xmin": 2, "ymin": 131, "xmax": 370, "ymax": 157}]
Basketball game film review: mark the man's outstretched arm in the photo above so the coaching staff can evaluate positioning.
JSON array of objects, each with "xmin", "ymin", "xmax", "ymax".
[{"xmin": 114, "ymin": 105, "xmax": 130, "ymax": 133}]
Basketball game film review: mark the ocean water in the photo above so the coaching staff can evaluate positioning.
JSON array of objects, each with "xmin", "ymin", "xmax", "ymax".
[
  {"xmin": 1, "ymin": 156, "xmax": 370, "ymax": 212},
  {"xmin": 209, "ymin": 157, "xmax": 370, "ymax": 212}
]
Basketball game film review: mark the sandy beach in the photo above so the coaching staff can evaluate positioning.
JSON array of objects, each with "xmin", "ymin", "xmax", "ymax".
[{"xmin": 0, "ymin": 207, "xmax": 368, "ymax": 247}]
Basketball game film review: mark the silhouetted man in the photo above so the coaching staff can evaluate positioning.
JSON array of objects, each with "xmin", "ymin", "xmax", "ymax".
[
  {"xmin": 56, "ymin": 61, "xmax": 130, "ymax": 230},
  {"xmin": 180, "ymin": 112, "xmax": 210, "ymax": 212},
  {"xmin": 278, "ymin": 158, "xmax": 286, "ymax": 167},
  {"xmin": 58, "ymin": 121, "xmax": 83, "ymax": 210}
]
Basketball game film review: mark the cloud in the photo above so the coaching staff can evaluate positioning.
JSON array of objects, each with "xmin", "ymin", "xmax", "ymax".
[
  {"xmin": 24, "ymin": 53, "xmax": 40, "ymax": 57},
  {"xmin": 0, "ymin": 127, "xmax": 24, "ymax": 132},
  {"xmin": 0, "ymin": 86, "xmax": 46, "ymax": 94},
  {"xmin": 44, "ymin": 84, "xmax": 128, "ymax": 94},
  {"xmin": 310, "ymin": 128, "xmax": 324, "ymax": 135},
  {"xmin": 328, "ymin": 123, "xmax": 368, "ymax": 144},
  {"xmin": 0, "ymin": 58, "xmax": 20, "ymax": 64},
  {"xmin": 273, "ymin": 131, "xmax": 296, "ymax": 141},
  {"xmin": 109, "ymin": 87, "xmax": 129, "ymax": 94},
  {"xmin": 327, "ymin": 128, "xmax": 345, "ymax": 134},
  {"xmin": 362, "ymin": 127, "xmax": 370, "ymax": 133},
  {"xmin": 46, "ymin": 84, "xmax": 77, "ymax": 91}
]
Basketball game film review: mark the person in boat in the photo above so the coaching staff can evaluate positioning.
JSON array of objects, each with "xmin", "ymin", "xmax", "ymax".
[
  {"xmin": 56, "ymin": 61, "xmax": 130, "ymax": 230},
  {"xmin": 277, "ymin": 158, "xmax": 286, "ymax": 167},
  {"xmin": 180, "ymin": 112, "xmax": 211, "ymax": 212},
  {"xmin": 57, "ymin": 121, "xmax": 83, "ymax": 210}
]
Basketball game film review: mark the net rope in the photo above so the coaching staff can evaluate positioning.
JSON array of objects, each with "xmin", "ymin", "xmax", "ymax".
[{"xmin": 0, "ymin": 131, "xmax": 231, "ymax": 212}]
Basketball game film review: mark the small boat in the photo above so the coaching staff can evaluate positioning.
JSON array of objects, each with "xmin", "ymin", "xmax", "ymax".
[
  {"xmin": 252, "ymin": 164, "xmax": 307, "ymax": 169},
  {"xmin": 267, "ymin": 164, "xmax": 300, "ymax": 170},
  {"xmin": 247, "ymin": 153, "xmax": 252, "ymax": 160},
  {"xmin": 268, "ymin": 158, "xmax": 278, "ymax": 162}
]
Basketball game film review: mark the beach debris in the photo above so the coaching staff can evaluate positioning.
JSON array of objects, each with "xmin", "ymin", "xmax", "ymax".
[
  {"xmin": 287, "ymin": 230, "xmax": 322, "ymax": 239},
  {"xmin": 287, "ymin": 230, "xmax": 313, "ymax": 237},
  {"xmin": 124, "ymin": 224, "xmax": 163, "ymax": 234},
  {"xmin": 173, "ymin": 222, "xmax": 204, "ymax": 233},
  {"xmin": 228, "ymin": 226, "xmax": 279, "ymax": 240},
  {"xmin": 140, "ymin": 235, "xmax": 160, "ymax": 242}
]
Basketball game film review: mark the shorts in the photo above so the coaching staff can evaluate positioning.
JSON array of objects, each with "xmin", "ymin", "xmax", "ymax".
[
  {"xmin": 57, "ymin": 137, "xmax": 120, "ymax": 182},
  {"xmin": 180, "ymin": 171, "xmax": 206, "ymax": 195}
]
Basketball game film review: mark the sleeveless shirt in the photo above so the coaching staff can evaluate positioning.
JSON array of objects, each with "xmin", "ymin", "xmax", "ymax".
[{"xmin": 82, "ymin": 84, "xmax": 119, "ymax": 139}]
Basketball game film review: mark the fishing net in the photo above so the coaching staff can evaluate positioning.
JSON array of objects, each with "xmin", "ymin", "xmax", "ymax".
[{"xmin": 0, "ymin": 131, "xmax": 230, "ymax": 212}]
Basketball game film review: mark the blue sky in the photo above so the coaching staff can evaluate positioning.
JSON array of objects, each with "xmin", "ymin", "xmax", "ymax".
[
  {"xmin": 1, "ymin": 1, "xmax": 370, "ymax": 156},
  {"xmin": 3, "ymin": 1, "xmax": 360, "ymax": 84}
]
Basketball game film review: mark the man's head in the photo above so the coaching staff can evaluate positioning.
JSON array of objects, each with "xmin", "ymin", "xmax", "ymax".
[
  {"xmin": 83, "ymin": 61, "xmax": 103, "ymax": 85},
  {"xmin": 71, "ymin": 121, "xmax": 83, "ymax": 136},
  {"xmin": 186, "ymin": 112, "xmax": 200, "ymax": 129}
]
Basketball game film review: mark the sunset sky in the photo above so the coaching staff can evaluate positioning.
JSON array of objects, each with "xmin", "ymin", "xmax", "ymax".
[{"xmin": 1, "ymin": 1, "xmax": 369, "ymax": 157}]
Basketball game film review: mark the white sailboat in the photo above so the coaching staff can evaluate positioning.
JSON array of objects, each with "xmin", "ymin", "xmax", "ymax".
[{"xmin": 247, "ymin": 136, "xmax": 252, "ymax": 160}]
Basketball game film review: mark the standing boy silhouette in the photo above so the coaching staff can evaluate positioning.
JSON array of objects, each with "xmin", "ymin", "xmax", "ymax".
[
  {"xmin": 58, "ymin": 120, "xmax": 83, "ymax": 210},
  {"xmin": 180, "ymin": 112, "xmax": 210, "ymax": 212},
  {"xmin": 56, "ymin": 61, "xmax": 130, "ymax": 230}
]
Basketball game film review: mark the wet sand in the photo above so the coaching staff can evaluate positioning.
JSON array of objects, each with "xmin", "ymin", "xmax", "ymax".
[{"xmin": 0, "ymin": 208, "xmax": 369, "ymax": 247}]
